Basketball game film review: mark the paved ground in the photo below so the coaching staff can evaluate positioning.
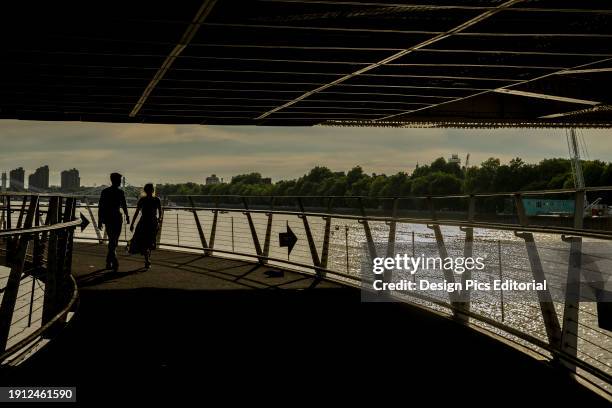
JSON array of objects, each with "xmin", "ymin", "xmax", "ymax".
[{"xmin": 1, "ymin": 243, "xmax": 608, "ymax": 405}]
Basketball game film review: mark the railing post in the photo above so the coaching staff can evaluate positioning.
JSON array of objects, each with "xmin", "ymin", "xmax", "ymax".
[
  {"xmin": 84, "ymin": 196, "xmax": 103, "ymax": 243},
  {"xmin": 428, "ymin": 224, "xmax": 460, "ymax": 309},
  {"xmin": 188, "ymin": 196, "xmax": 209, "ymax": 255},
  {"xmin": 319, "ymin": 197, "xmax": 334, "ymax": 275},
  {"xmin": 156, "ymin": 196, "xmax": 167, "ymax": 246},
  {"xmin": 5, "ymin": 196, "xmax": 11, "ymax": 230},
  {"xmin": 458, "ymin": 195, "xmax": 475, "ymax": 313},
  {"xmin": 208, "ymin": 197, "xmax": 219, "ymax": 255},
  {"xmin": 0, "ymin": 195, "xmax": 37, "ymax": 351},
  {"xmin": 357, "ymin": 197, "xmax": 377, "ymax": 262},
  {"xmin": 262, "ymin": 197, "xmax": 275, "ymax": 264},
  {"xmin": 297, "ymin": 198, "xmax": 322, "ymax": 276},
  {"xmin": 15, "ymin": 196, "xmax": 27, "ymax": 229},
  {"xmin": 42, "ymin": 197, "xmax": 60, "ymax": 327},
  {"xmin": 242, "ymin": 197, "xmax": 264, "ymax": 263},
  {"xmin": 559, "ymin": 190, "xmax": 585, "ymax": 371},
  {"xmin": 514, "ymin": 193, "xmax": 528, "ymax": 226},
  {"xmin": 383, "ymin": 198, "xmax": 398, "ymax": 284},
  {"xmin": 0, "ymin": 195, "xmax": 5, "ymax": 230},
  {"xmin": 515, "ymin": 231, "xmax": 562, "ymax": 350}
]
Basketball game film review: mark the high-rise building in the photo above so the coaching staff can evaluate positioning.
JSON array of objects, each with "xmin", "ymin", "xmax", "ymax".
[
  {"xmin": 9, "ymin": 167, "xmax": 25, "ymax": 191},
  {"xmin": 205, "ymin": 174, "xmax": 221, "ymax": 185},
  {"xmin": 61, "ymin": 168, "xmax": 80, "ymax": 191},
  {"xmin": 1, "ymin": 172, "xmax": 6, "ymax": 192},
  {"xmin": 28, "ymin": 165, "xmax": 50, "ymax": 191}
]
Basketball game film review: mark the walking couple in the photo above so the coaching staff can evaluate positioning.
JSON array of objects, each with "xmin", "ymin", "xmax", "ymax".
[{"xmin": 97, "ymin": 172, "xmax": 161, "ymax": 271}]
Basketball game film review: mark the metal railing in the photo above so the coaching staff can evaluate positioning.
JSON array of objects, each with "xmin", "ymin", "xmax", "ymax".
[
  {"xmin": 4, "ymin": 188, "xmax": 612, "ymax": 397},
  {"xmin": 0, "ymin": 193, "xmax": 80, "ymax": 365}
]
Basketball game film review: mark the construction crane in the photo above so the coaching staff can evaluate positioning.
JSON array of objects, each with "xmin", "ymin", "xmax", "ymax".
[{"xmin": 567, "ymin": 128, "xmax": 585, "ymax": 190}]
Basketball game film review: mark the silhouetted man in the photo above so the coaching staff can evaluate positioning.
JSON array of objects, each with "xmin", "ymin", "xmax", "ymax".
[{"xmin": 98, "ymin": 173, "xmax": 130, "ymax": 271}]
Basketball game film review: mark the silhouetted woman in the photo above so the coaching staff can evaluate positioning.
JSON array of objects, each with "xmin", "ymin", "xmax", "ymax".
[{"xmin": 129, "ymin": 183, "xmax": 162, "ymax": 269}]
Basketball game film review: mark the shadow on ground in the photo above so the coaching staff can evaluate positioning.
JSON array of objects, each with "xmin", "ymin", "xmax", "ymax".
[{"xmin": 2, "ymin": 286, "xmax": 608, "ymax": 405}]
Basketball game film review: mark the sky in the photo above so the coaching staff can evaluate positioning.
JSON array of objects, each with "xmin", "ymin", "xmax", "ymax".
[{"xmin": 0, "ymin": 119, "xmax": 611, "ymax": 187}]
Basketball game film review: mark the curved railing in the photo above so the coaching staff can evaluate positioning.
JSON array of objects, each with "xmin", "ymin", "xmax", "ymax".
[
  {"xmin": 0, "ymin": 193, "xmax": 80, "ymax": 365},
  {"xmin": 25, "ymin": 188, "xmax": 612, "ymax": 398}
]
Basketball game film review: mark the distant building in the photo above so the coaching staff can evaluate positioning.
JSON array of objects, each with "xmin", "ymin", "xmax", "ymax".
[
  {"xmin": 28, "ymin": 165, "xmax": 50, "ymax": 191},
  {"xmin": 522, "ymin": 198, "xmax": 575, "ymax": 216},
  {"xmin": 1, "ymin": 172, "xmax": 6, "ymax": 192},
  {"xmin": 448, "ymin": 154, "xmax": 461, "ymax": 165},
  {"xmin": 206, "ymin": 174, "xmax": 222, "ymax": 185},
  {"xmin": 61, "ymin": 168, "xmax": 80, "ymax": 191},
  {"xmin": 9, "ymin": 167, "xmax": 25, "ymax": 191}
]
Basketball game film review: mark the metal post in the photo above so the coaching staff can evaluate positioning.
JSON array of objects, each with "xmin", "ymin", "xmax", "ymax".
[
  {"xmin": 345, "ymin": 225, "xmax": 349, "ymax": 274},
  {"xmin": 0, "ymin": 195, "xmax": 37, "ymax": 351},
  {"xmin": 384, "ymin": 198, "xmax": 398, "ymax": 284},
  {"xmin": 15, "ymin": 196, "xmax": 27, "ymax": 229},
  {"xmin": 0, "ymin": 195, "xmax": 5, "ymax": 230},
  {"xmin": 188, "ymin": 196, "xmax": 208, "ymax": 255},
  {"xmin": 42, "ymin": 197, "xmax": 60, "ymax": 327},
  {"xmin": 176, "ymin": 212, "xmax": 180, "ymax": 247},
  {"xmin": 515, "ymin": 193, "xmax": 528, "ymax": 226},
  {"xmin": 156, "ymin": 197, "xmax": 167, "ymax": 246},
  {"xmin": 428, "ymin": 224, "xmax": 460, "ymax": 309},
  {"xmin": 515, "ymin": 231, "xmax": 562, "ymax": 349},
  {"xmin": 84, "ymin": 196, "xmax": 103, "ymax": 243},
  {"xmin": 297, "ymin": 198, "xmax": 322, "ymax": 275},
  {"xmin": 262, "ymin": 197, "xmax": 275, "ymax": 264},
  {"xmin": 231, "ymin": 216, "xmax": 235, "ymax": 253},
  {"xmin": 559, "ymin": 190, "xmax": 585, "ymax": 371},
  {"xmin": 319, "ymin": 197, "xmax": 333, "ymax": 276},
  {"xmin": 357, "ymin": 197, "xmax": 377, "ymax": 261},
  {"xmin": 458, "ymin": 195, "xmax": 475, "ymax": 310},
  {"xmin": 498, "ymin": 239, "xmax": 505, "ymax": 322},
  {"xmin": 412, "ymin": 230, "xmax": 416, "ymax": 283},
  {"xmin": 242, "ymin": 198, "xmax": 263, "ymax": 263},
  {"xmin": 209, "ymin": 208, "xmax": 218, "ymax": 255}
]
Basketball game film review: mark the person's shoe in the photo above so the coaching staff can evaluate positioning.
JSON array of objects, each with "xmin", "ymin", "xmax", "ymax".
[{"xmin": 144, "ymin": 261, "xmax": 151, "ymax": 270}]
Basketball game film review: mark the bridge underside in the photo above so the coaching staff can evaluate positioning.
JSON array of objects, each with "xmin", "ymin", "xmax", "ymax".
[{"xmin": 1, "ymin": 1, "xmax": 612, "ymax": 128}]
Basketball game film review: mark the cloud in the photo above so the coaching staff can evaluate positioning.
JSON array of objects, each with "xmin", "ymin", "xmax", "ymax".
[{"xmin": 0, "ymin": 119, "xmax": 610, "ymax": 186}]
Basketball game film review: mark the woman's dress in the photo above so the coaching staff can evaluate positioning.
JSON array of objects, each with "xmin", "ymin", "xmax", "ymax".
[{"xmin": 128, "ymin": 196, "xmax": 161, "ymax": 255}]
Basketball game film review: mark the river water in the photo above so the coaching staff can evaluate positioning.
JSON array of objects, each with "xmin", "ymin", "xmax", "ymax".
[{"xmin": 2, "ymin": 201, "xmax": 611, "ymax": 388}]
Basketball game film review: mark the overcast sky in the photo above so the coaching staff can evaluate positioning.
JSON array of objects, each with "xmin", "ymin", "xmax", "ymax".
[{"xmin": 0, "ymin": 120, "xmax": 610, "ymax": 186}]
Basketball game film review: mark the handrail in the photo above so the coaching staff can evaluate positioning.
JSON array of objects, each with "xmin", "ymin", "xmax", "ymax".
[
  {"xmin": 0, "ymin": 275, "xmax": 79, "ymax": 363},
  {"xmin": 152, "ymin": 205, "xmax": 612, "ymax": 241},
  {"xmin": 3, "ymin": 185, "xmax": 605, "ymax": 201},
  {"xmin": 0, "ymin": 194, "xmax": 80, "ymax": 365},
  {"xmin": 0, "ymin": 219, "xmax": 82, "ymax": 238},
  {"xmin": 5, "ymin": 191, "xmax": 611, "ymax": 395}
]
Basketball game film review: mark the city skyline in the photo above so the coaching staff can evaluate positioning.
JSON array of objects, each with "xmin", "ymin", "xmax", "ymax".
[{"xmin": 1, "ymin": 120, "xmax": 611, "ymax": 187}]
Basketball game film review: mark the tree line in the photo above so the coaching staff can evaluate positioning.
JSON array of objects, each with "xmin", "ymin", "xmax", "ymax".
[{"xmin": 155, "ymin": 157, "xmax": 612, "ymax": 198}]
